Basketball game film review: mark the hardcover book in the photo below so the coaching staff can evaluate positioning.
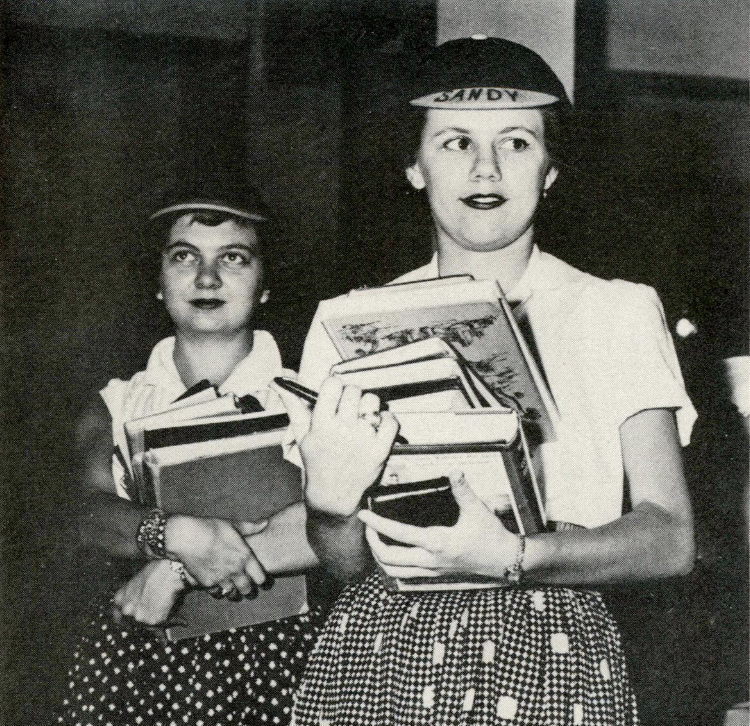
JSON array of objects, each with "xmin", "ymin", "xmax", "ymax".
[
  {"xmin": 142, "ymin": 435, "xmax": 307, "ymax": 641},
  {"xmin": 320, "ymin": 276, "xmax": 558, "ymax": 441},
  {"xmin": 366, "ymin": 409, "xmax": 546, "ymax": 592}
]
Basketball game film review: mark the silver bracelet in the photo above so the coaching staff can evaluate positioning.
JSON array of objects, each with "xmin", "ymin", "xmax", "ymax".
[{"xmin": 168, "ymin": 560, "xmax": 193, "ymax": 588}]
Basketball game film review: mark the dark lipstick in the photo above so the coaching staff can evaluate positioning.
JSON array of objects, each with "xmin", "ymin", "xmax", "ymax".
[{"xmin": 461, "ymin": 194, "xmax": 506, "ymax": 210}]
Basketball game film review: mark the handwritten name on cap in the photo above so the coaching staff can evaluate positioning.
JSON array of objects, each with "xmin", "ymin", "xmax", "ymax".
[{"xmin": 410, "ymin": 87, "xmax": 560, "ymax": 110}]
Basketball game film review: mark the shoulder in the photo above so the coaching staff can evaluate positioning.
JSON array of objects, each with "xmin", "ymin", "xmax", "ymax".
[
  {"xmin": 537, "ymin": 251, "xmax": 665, "ymax": 326},
  {"xmin": 98, "ymin": 337, "xmax": 174, "ymax": 416},
  {"xmin": 99, "ymin": 370, "xmax": 147, "ymax": 418},
  {"xmin": 579, "ymin": 278, "xmax": 666, "ymax": 331}
]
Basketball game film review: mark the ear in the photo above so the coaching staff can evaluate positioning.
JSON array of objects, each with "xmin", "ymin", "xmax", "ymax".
[
  {"xmin": 259, "ymin": 289, "xmax": 270, "ymax": 304},
  {"xmin": 543, "ymin": 164, "xmax": 559, "ymax": 191},
  {"xmin": 406, "ymin": 162, "xmax": 426, "ymax": 191}
]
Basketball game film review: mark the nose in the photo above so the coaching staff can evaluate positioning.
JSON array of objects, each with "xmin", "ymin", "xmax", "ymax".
[
  {"xmin": 195, "ymin": 259, "xmax": 222, "ymax": 289},
  {"xmin": 471, "ymin": 145, "xmax": 501, "ymax": 181}
]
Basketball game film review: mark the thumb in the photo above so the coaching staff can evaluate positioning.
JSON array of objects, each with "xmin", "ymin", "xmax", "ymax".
[
  {"xmin": 235, "ymin": 519, "xmax": 269, "ymax": 537},
  {"xmin": 271, "ymin": 382, "xmax": 313, "ymax": 444},
  {"xmin": 449, "ymin": 472, "xmax": 481, "ymax": 507}
]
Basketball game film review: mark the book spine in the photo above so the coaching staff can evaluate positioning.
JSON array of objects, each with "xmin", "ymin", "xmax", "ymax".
[
  {"xmin": 500, "ymin": 427, "xmax": 546, "ymax": 535},
  {"xmin": 144, "ymin": 412, "xmax": 289, "ymax": 450},
  {"xmin": 141, "ymin": 457, "xmax": 159, "ymax": 509}
]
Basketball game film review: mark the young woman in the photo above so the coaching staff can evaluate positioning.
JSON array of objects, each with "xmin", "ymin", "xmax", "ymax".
[
  {"xmin": 277, "ymin": 37, "xmax": 696, "ymax": 725},
  {"xmin": 57, "ymin": 181, "xmax": 324, "ymax": 726}
]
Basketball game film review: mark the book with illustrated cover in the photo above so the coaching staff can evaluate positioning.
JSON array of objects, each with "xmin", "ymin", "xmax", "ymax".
[{"xmin": 319, "ymin": 276, "xmax": 558, "ymax": 441}]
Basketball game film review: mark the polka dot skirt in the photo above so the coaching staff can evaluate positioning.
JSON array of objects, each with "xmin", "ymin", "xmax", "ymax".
[
  {"xmin": 57, "ymin": 599, "xmax": 326, "ymax": 726},
  {"xmin": 293, "ymin": 574, "xmax": 639, "ymax": 726}
]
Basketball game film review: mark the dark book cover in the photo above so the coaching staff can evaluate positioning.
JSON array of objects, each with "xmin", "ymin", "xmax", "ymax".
[{"xmin": 144, "ymin": 444, "xmax": 307, "ymax": 640}]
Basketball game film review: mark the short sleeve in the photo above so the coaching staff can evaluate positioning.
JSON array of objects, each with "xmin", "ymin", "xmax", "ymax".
[
  {"xmin": 586, "ymin": 283, "xmax": 696, "ymax": 446},
  {"xmin": 99, "ymin": 378, "xmax": 132, "ymax": 499}
]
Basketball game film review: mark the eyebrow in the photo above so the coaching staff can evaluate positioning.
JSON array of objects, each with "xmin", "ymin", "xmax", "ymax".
[
  {"xmin": 163, "ymin": 240, "xmax": 258, "ymax": 252},
  {"xmin": 431, "ymin": 125, "xmax": 540, "ymax": 138}
]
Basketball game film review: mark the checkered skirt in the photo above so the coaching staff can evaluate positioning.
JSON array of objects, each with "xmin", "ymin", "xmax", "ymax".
[{"xmin": 293, "ymin": 574, "xmax": 638, "ymax": 726}]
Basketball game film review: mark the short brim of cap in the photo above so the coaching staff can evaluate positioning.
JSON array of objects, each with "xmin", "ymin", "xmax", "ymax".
[
  {"xmin": 149, "ymin": 201, "xmax": 269, "ymax": 223},
  {"xmin": 410, "ymin": 87, "xmax": 561, "ymax": 109}
]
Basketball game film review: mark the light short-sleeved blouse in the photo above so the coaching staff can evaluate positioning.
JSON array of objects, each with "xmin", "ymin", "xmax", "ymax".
[
  {"xmin": 101, "ymin": 330, "xmax": 291, "ymax": 499},
  {"xmin": 296, "ymin": 246, "xmax": 696, "ymax": 528}
]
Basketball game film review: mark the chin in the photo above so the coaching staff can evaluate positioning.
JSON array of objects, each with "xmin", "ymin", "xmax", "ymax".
[{"xmin": 455, "ymin": 236, "xmax": 518, "ymax": 253}]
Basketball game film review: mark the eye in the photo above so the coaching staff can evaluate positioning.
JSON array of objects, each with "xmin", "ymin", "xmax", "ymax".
[
  {"xmin": 166, "ymin": 248, "xmax": 198, "ymax": 265},
  {"xmin": 220, "ymin": 250, "xmax": 254, "ymax": 267},
  {"xmin": 443, "ymin": 136, "xmax": 472, "ymax": 151},
  {"xmin": 499, "ymin": 137, "xmax": 530, "ymax": 152}
]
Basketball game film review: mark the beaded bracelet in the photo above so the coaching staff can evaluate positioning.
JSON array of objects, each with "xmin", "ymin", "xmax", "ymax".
[{"xmin": 136, "ymin": 508, "xmax": 169, "ymax": 559}]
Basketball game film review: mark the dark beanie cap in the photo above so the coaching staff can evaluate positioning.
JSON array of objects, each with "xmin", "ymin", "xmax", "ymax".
[{"xmin": 407, "ymin": 35, "xmax": 571, "ymax": 110}]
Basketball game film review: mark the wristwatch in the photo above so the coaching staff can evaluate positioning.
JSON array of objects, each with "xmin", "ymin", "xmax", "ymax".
[{"xmin": 503, "ymin": 533, "xmax": 526, "ymax": 584}]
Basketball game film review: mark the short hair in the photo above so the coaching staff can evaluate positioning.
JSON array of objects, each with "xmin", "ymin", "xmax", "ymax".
[{"xmin": 135, "ymin": 209, "xmax": 277, "ymax": 292}]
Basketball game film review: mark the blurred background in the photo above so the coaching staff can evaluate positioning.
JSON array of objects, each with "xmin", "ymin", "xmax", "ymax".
[{"xmin": 1, "ymin": 1, "xmax": 747, "ymax": 724}]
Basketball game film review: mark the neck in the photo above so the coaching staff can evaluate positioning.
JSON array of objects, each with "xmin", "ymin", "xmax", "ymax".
[
  {"xmin": 436, "ymin": 228, "xmax": 534, "ymax": 295},
  {"xmin": 173, "ymin": 330, "xmax": 255, "ymax": 389}
]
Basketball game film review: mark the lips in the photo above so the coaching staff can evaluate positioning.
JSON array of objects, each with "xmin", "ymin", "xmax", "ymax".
[
  {"xmin": 461, "ymin": 194, "xmax": 506, "ymax": 210},
  {"xmin": 190, "ymin": 299, "xmax": 225, "ymax": 310}
]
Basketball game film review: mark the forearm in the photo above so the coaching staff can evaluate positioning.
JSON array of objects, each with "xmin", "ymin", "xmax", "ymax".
[
  {"xmin": 306, "ymin": 508, "xmax": 374, "ymax": 583},
  {"xmin": 523, "ymin": 502, "xmax": 695, "ymax": 586},
  {"xmin": 80, "ymin": 489, "xmax": 152, "ymax": 559},
  {"xmin": 248, "ymin": 502, "xmax": 319, "ymax": 574}
]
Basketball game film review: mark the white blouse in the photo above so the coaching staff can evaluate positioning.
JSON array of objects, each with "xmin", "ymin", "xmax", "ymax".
[
  {"xmin": 296, "ymin": 246, "xmax": 696, "ymax": 528},
  {"xmin": 101, "ymin": 331, "xmax": 290, "ymax": 499}
]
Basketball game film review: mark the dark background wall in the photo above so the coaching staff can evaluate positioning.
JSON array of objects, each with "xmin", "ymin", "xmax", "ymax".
[{"xmin": 1, "ymin": 2, "xmax": 747, "ymax": 724}]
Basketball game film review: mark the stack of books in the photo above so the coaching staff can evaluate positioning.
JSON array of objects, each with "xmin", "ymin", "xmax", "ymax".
[
  {"xmin": 320, "ymin": 274, "xmax": 558, "ymax": 440},
  {"xmin": 316, "ymin": 275, "xmax": 556, "ymax": 592},
  {"xmin": 123, "ymin": 385, "xmax": 307, "ymax": 641}
]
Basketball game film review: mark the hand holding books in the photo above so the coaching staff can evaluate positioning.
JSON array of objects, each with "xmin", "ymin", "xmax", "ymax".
[
  {"xmin": 359, "ymin": 472, "xmax": 522, "ymax": 586},
  {"xmin": 273, "ymin": 377, "xmax": 400, "ymax": 518},
  {"xmin": 164, "ymin": 515, "xmax": 270, "ymax": 596},
  {"xmin": 113, "ymin": 559, "xmax": 191, "ymax": 627},
  {"xmin": 122, "ymin": 385, "xmax": 309, "ymax": 640}
]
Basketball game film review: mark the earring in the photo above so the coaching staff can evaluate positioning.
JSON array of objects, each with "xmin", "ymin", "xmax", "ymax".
[
  {"xmin": 156, "ymin": 291, "xmax": 163, "ymax": 301},
  {"xmin": 543, "ymin": 189, "xmax": 548, "ymax": 199}
]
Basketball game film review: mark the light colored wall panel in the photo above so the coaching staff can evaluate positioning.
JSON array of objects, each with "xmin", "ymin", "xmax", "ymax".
[
  {"xmin": 437, "ymin": 0, "xmax": 576, "ymax": 100},
  {"xmin": 607, "ymin": 0, "xmax": 749, "ymax": 79}
]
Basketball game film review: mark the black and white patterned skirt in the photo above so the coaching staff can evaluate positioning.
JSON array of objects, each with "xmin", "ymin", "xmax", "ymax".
[
  {"xmin": 57, "ymin": 598, "xmax": 327, "ymax": 726},
  {"xmin": 293, "ymin": 574, "xmax": 638, "ymax": 726}
]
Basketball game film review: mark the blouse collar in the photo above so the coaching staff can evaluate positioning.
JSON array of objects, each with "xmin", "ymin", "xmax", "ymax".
[{"xmin": 141, "ymin": 331, "xmax": 282, "ymax": 398}]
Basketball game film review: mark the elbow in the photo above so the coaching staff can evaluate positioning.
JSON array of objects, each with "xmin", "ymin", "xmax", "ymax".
[
  {"xmin": 639, "ymin": 501, "xmax": 695, "ymax": 577},
  {"xmin": 664, "ymin": 513, "xmax": 696, "ymax": 578},
  {"xmin": 671, "ymin": 527, "xmax": 695, "ymax": 577}
]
